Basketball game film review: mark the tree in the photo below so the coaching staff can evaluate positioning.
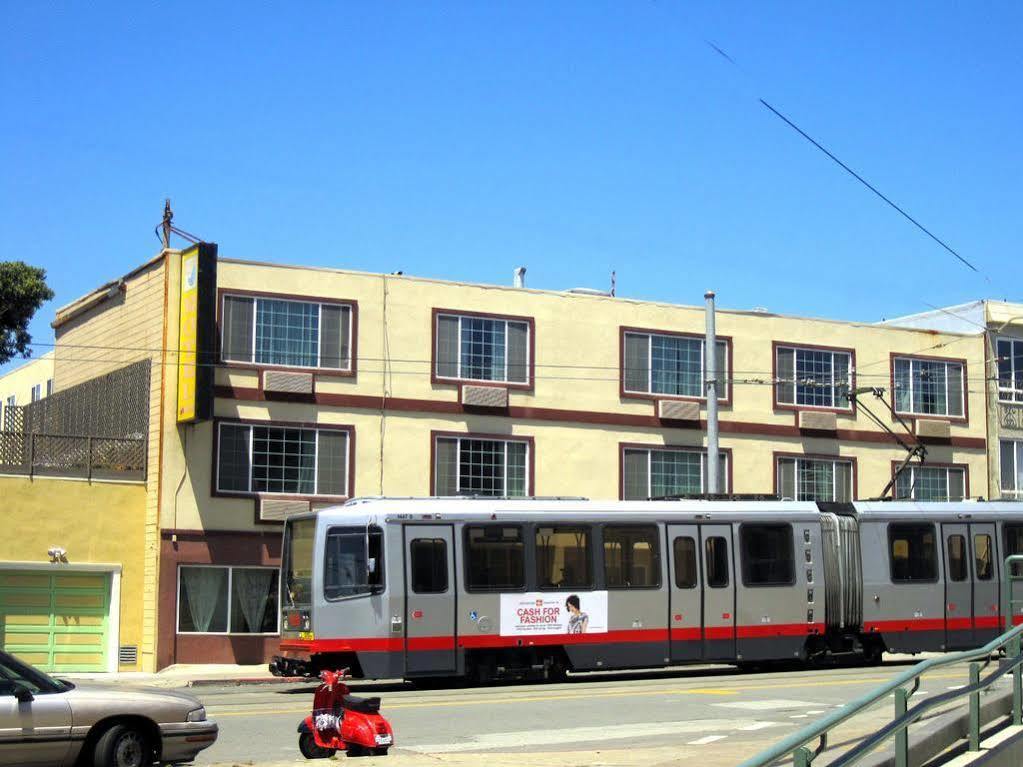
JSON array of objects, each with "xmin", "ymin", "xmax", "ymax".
[{"xmin": 0, "ymin": 261, "xmax": 55, "ymax": 366}]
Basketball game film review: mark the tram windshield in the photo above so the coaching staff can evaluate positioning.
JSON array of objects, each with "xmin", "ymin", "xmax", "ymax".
[{"xmin": 283, "ymin": 517, "xmax": 316, "ymax": 608}]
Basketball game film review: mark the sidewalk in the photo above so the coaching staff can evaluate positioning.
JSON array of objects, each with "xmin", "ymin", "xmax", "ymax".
[{"xmin": 61, "ymin": 663, "xmax": 305, "ymax": 689}]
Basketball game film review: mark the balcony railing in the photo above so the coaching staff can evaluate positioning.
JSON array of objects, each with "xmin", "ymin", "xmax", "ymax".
[{"xmin": 0, "ymin": 431, "xmax": 146, "ymax": 481}]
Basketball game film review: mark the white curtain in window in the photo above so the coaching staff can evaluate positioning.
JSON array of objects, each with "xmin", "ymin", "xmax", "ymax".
[
  {"xmin": 182, "ymin": 568, "xmax": 225, "ymax": 632},
  {"xmin": 234, "ymin": 569, "xmax": 275, "ymax": 632}
]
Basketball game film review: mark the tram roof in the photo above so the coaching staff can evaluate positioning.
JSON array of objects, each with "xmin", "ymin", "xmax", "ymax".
[{"xmin": 291, "ymin": 497, "xmax": 1023, "ymax": 525}]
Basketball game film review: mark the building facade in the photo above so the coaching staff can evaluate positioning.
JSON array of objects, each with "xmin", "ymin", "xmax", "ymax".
[
  {"xmin": 0, "ymin": 351, "xmax": 53, "ymax": 425},
  {"xmin": 3, "ymin": 247, "xmax": 996, "ymax": 669},
  {"xmin": 884, "ymin": 300, "xmax": 1023, "ymax": 500}
]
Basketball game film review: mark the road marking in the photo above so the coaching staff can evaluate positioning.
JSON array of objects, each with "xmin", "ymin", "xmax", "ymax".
[
  {"xmin": 687, "ymin": 735, "xmax": 727, "ymax": 745},
  {"xmin": 410, "ymin": 720, "xmax": 757, "ymax": 753},
  {"xmin": 205, "ymin": 671, "xmax": 968, "ymax": 719},
  {"xmin": 807, "ymin": 710, "xmax": 824, "ymax": 714},
  {"xmin": 714, "ymin": 699, "xmax": 815, "ymax": 711},
  {"xmin": 738, "ymin": 722, "xmax": 778, "ymax": 731},
  {"xmin": 790, "ymin": 714, "xmax": 809, "ymax": 719}
]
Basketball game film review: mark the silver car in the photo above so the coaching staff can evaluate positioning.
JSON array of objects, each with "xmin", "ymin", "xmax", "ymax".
[{"xmin": 0, "ymin": 651, "xmax": 218, "ymax": 767}]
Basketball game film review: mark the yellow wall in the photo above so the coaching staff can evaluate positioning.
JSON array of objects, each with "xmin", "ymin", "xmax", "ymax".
[
  {"xmin": 0, "ymin": 352, "xmax": 54, "ymax": 414},
  {"xmin": 53, "ymin": 253, "xmax": 169, "ymax": 671},
  {"xmin": 0, "ymin": 475, "xmax": 147, "ymax": 669},
  {"xmin": 157, "ymin": 259, "xmax": 989, "ymax": 534}
]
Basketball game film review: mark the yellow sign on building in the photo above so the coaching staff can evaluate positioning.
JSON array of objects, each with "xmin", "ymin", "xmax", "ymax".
[{"xmin": 177, "ymin": 246, "xmax": 200, "ymax": 422}]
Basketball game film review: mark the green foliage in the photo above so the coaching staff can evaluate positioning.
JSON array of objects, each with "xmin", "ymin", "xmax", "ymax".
[{"xmin": 0, "ymin": 261, "xmax": 55, "ymax": 366}]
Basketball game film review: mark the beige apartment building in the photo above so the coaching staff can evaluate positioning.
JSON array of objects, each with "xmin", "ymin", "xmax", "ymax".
[
  {"xmin": 0, "ymin": 351, "xmax": 53, "ymax": 424},
  {"xmin": 3, "ymin": 246, "xmax": 994, "ymax": 669}
]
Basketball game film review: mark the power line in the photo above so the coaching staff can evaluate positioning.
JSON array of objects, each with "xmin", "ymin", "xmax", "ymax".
[{"xmin": 759, "ymin": 99, "xmax": 979, "ymax": 274}]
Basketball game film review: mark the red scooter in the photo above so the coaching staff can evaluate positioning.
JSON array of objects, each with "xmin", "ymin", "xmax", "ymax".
[{"xmin": 298, "ymin": 669, "xmax": 395, "ymax": 758}]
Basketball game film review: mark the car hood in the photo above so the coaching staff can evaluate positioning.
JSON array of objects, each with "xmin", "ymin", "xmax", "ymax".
[{"xmin": 60, "ymin": 682, "xmax": 205, "ymax": 722}]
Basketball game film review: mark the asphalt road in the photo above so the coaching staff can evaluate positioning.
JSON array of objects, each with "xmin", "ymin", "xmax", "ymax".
[{"xmin": 192, "ymin": 659, "xmax": 993, "ymax": 766}]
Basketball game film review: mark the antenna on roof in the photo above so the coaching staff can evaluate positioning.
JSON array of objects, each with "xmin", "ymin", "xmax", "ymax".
[
  {"xmin": 610, "ymin": 270, "xmax": 616, "ymax": 297},
  {"xmin": 154, "ymin": 198, "xmax": 205, "ymax": 248}
]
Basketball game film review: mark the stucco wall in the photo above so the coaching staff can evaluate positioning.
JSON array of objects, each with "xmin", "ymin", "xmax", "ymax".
[{"xmin": 0, "ymin": 475, "xmax": 147, "ymax": 669}]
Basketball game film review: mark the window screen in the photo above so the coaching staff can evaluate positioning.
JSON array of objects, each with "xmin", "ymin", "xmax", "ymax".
[
  {"xmin": 603, "ymin": 525, "xmax": 660, "ymax": 588},
  {"xmin": 740, "ymin": 524, "xmax": 795, "ymax": 586},
  {"xmin": 946, "ymin": 535, "xmax": 967, "ymax": 582},
  {"xmin": 536, "ymin": 526, "xmax": 592, "ymax": 590},
  {"xmin": 410, "ymin": 538, "xmax": 448, "ymax": 594},
  {"xmin": 705, "ymin": 536, "xmax": 729, "ymax": 588},
  {"xmin": 673, "ymin": 537, "xmax": 697, "ymax": 589},
  {"xmin": 974, "ymin": 534, "xmax": 993, "ymax": 581},
  {"xmin": 889, "ymin": 523, "xmax": 937, "ymax": 583},
  {"xmin": 465, "ymin": 526, "xmax": 524, "ymax": 591},
  {"xmin": 434, "ymin": 313, "xmax": 529, "ymax": 383}
]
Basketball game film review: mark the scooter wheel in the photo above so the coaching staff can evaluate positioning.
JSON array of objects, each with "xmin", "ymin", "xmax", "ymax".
[
  {"xmin": 373, "ymin": 747, "xmax": 390, "ymax": 756},
  {"xmin": 299, "ymin": 732, "xmax": 336, "ymax": 759}
]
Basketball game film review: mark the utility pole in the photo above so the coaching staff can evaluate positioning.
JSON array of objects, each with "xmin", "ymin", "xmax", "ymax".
[
  {"xmin": 705, "ymin": 290, "xmax": 720, "ymax": 494},
  {"xmin": 161, "ymin": 199, "xmax": 173, "ymax": 249}
]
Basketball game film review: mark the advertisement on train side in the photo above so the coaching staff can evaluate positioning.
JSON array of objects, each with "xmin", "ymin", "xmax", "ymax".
[{"xmin": 499, "ymin": 592, "xmax": 609, "ymax": 636}]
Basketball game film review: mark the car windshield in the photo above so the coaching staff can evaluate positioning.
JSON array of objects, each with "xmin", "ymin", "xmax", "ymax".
[{"xmin": 0, "ymin": 652, "xmax": 68, "ymax": 694}]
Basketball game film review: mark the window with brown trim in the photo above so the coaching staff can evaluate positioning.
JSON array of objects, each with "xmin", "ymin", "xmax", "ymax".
[
  {"xmin": 221, "ymin": 293, "xmax": 353, "ymax": 370},
  {"xmin": 777, "ymin": 456, "xmax": 853, "ymax": 502},
  {"xmin": 776, "ymin": 346, "xmax": 851, "ymax": 409},
  {"xmin": 893, "ymin": 356, "xmax": 964, "ymax": 418},
  {"xmin": 435, "ymin": 312, "xmax": 529, "ymax": 384},
  {"xmin": 623, "ymin": 331, "xmax": 727, "ymax": 399},
  {"xmin": 434, "ymin": 436, "xmax": 529, "ymax": 496},
  {"xmin": 622, "ymin": 447, "xmax": 728, "ymax": 499},
  {"xmin": 894, "ymin": 466, "xmax": 966, "ymax": 501}
]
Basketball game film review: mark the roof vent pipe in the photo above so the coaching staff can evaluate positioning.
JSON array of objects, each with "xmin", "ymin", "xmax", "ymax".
[{"xmin": 513, "ymin": 267, "xmax": 526, "ymax": 288}]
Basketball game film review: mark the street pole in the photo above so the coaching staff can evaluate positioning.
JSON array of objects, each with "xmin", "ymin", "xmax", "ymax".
[{"xmin": 705, "ymin": 290, "xmax": 719, "ymax": 495}]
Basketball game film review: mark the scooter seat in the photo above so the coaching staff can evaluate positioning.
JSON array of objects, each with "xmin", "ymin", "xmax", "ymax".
[{"xmin": 342, "ymin": 694, "xmax": 381, "ymax": 714}]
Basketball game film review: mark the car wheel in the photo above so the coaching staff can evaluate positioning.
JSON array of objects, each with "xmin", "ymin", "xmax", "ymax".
[
  {"xmin": 298, "ymin": 731, "xmax": 336, "ymax": 759},
  {"xmin": 93, "ymin": 724, "xmax": 151, "ymax": 767}
]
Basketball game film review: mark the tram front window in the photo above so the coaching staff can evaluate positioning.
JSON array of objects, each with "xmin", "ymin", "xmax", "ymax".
[
  {"xmin": 324, "ymin": 526, "xmax": 384, "ymax": 600},
  {"xmin": 283, "ymin": 517, "xmax": 316, "ymax": 608}
]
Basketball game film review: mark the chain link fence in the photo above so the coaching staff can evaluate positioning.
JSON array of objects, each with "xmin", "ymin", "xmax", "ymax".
[{"xmin": 0, "ymin": 360, "xmax": 149, "ymax": 480}]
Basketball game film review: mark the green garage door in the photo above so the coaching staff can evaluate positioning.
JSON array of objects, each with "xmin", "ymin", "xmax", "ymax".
[{"xmin": 0, "ymin": 570, "xmax": 111, "ymax": 672}]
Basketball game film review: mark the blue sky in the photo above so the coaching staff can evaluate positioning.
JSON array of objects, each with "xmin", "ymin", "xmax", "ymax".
[{"xmin": 2, "ymin": 2, "xmax": 1020, "ymax": 373}]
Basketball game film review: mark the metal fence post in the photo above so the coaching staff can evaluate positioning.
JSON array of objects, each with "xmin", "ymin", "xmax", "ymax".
[
  {"xmin": 793, "ymin": 746, "xmax": 812, "ymax": 767},
  {"xmin": 1014, "ymin": 629, "xmax": 1023, "ymax": 726},
  {"xmin": 894, "ymin": 687, "xmax": 908, "ymax": 767},
  {"xmin": 969, "ymin": 662, "xmax": 980, "ymax": 750}
]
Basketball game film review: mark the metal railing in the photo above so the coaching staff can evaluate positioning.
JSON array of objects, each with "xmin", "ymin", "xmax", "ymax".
[
  {"xmin": 0, "ymin": 430, "xmax": 146, "ymax": 481},
  {"xmin": 739, "ymin": 554, "xmax": 1023, "ymax": 767}
]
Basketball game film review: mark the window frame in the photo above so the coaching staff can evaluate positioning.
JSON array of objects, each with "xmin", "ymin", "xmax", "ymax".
[
  {"xmin": 30, "ymin": 384, "xmax": 41, "ymax": 402},
  {"xmin": 212, "ymin": 418, "xmax": 355, "ymax": 502},
  {"xmin": 890, "ymin": 353, "xmax": 968, "ymax": 422},
  {"xmin": 432, "ymin": 308, "xmax": 534, "ymax": 389},
  {"xmin": 619, "ymin": 326, "xmax": 732, "ymax": 404},
  {"xmin": 672, "ymin": 535, "xmax": 698, "ymax": 589},
  {"xmin": 176, "ymin": 563, "xmax": 282, "ymax": 636},
  {"xmin": 774, "ymin": 452, "xmax": 857, "ymax": 502},
  {"xmin": 773, "ymin": 341, "xmax": 855, "ymax": 413},
  {"xmin": 409, "ymin": 537, "xmax": 449, "ymax": 594},
  {"xmin": 534, "ymin": 524, "xmax": 595, "ymax": 591},
  {"xmin": 601, "ymin": 523, "xmax": 662, "ymax": 590},
  {"xmin": 431, "ymin": 431, "xmax": 534, "ymax": 497},
  {"xmin": 323, "ymin": 525, "xmax": 385, "ymax": 602},
  {"xmin": 1001, "ymin": 440, "xmax": 1023, "ymax": 500},
  {"xmin": 890, "ymin": 462, "xmax": 969, "ymax": 502},
  {"xmin": 1004, "ymin": 523, "xmax": 1023, "ymax": 577},
  {"xmin": 217, "ymin": 289, "xmax": 358, "ymax": 375},
  {"xmin": 739, "ymin": 523, "xmax": 796, "ymax": 587},
  {"xmin": 887, "ymin": 522, "xmax": 939, "ymax": 584},
  {"xmin": 619, "ymin": 443, "xmax": 732, "ymax": 500},
  {"xmin": 996, "ymin": 336, "xmax": 1023, "ymax": 404},
  {"xmin": 463, "ymin": 524, "xmax": 527, "ymax": 593}
]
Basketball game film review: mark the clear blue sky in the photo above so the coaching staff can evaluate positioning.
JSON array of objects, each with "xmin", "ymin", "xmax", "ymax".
[{"xmin": 2, "ymin": 2, "xmax": 1020, "ymax": 373}]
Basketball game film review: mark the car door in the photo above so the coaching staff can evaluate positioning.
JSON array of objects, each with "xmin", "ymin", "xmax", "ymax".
[
  {"xmin": 0, "ymin": 683, "xmax": 72, "ymax": 766},
  {"xmin": 404, "ymin": 524, "xmax": 457, "ymax": 676}
]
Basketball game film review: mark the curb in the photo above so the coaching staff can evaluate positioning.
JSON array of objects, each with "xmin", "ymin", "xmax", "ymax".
[{"xmin": 186, "ymin": 675, "xmax": 309, "ymax": 687}]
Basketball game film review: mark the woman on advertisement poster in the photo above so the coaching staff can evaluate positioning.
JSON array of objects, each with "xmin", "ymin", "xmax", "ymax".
[{"xmin": 565, "ymin": 594, "xmax": 589, "ymax": 634}]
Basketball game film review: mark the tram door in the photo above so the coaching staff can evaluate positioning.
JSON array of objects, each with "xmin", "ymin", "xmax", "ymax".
[
  {"xmin": 403, "ymin": 525, "xmax": 457, "ymax": 675},
  {"xmin": 701, "ymin": 525, "xmax": 736, "ymax": 660},
  {"xmin": 668, "ymin": 525, "xmax": 703, "ymax": 661},
  {"xmin": 942, "ymin": 523, "xmax": 1000, "ymax": 650},
  {"xmin": 970, "ymin": 523, "xmax": 1000, "ymax": 646}
]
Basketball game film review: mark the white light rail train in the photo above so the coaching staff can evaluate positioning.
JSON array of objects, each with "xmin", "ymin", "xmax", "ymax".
[{"xmin": 270, "ymin": 497, "xmax": 1023, "ymax": 683}]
